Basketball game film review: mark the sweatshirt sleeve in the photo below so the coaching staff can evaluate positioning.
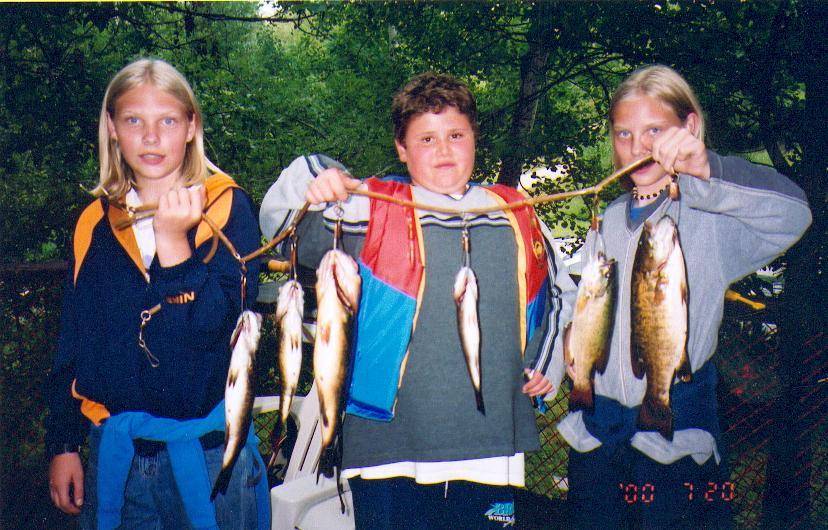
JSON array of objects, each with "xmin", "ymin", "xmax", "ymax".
[
  {"xmin": 259, "ymin": 154, "xmax": 360, "ymax": 268},
  {"xmin": 525, "ymin": 229, "xmax": 577, "ymax": 396},
  {"xmin": 679, "ymin": 151, "xmax": 812, "ymax": 282},
  {"xmin": 44, "ymin": 263, "xmax": 88, "ymax": 457}
]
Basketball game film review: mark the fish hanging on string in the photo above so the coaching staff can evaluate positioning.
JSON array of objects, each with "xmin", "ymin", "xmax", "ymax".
[
  {"xmin": 269, "ymin": 278, "xmax": 304, "ymax": 470},
  {"xmin": 454, "ymin": 220, "xmax": 485, "ymax": 414},
  {"xmin": 313, "ymin": 247, "xmax": 360, "ymax": 480},
  {"xmin": 631, "ymin": 216, "xmax": 690, "ymax": 441},
  {"xmin": 564, "ymin": 228, "xmax": 616, "ymax": 412},
  {"xmin": 211, "ymin": 310, "xmax": 262, "ymax": 499}
]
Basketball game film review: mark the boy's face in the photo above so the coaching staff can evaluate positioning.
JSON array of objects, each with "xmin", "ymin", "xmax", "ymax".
[{"xmin": 395, "ymin": 106, "xmax": 475, "ymax": 195}]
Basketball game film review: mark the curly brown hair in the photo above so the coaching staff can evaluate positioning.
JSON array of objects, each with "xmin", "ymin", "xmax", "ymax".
[{"xmin": 391, "ymin": 72, "xmax": 478, "ymax": 143}]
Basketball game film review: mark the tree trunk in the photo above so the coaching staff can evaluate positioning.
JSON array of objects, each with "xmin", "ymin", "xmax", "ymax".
[
  {"xmin": 762, "ymin": 2, "xmax": 827, "ymax": 527},
  {"xmin": 497, "ymin": 2, "xmax": 553, "ymax": 187}
]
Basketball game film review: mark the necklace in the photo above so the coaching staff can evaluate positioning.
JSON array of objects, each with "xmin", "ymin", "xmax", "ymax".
[{"xmin": 631, "ymin": 182, "xmax": 670, "ymax": 201}]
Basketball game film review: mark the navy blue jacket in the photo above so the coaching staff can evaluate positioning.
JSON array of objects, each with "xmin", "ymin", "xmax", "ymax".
[{"xmin": 45, "ymin": 174, "xmax": 260, "ymax": 456}]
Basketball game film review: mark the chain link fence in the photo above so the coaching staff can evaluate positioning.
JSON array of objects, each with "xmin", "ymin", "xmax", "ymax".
[
  {"xmin": 524, "ymin": 313, "xmax": 827, "ymax": 528},
  {"xmin": 2, "ymin": 268, "xmax": 826, "ymax": 528}
]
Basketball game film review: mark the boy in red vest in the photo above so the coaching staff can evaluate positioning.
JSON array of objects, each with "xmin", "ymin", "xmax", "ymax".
[{"xmin": 260, "ymin": 72, "xmax": 576, "ymax": 529}]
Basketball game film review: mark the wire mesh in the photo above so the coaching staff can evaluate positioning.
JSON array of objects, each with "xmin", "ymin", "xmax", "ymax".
[{"xmin": 2, "ymin": 270, "xmax": 825, "ymax": 528}]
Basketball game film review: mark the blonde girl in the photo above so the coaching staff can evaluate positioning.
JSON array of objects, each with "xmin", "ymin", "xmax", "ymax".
[
  {"xmin": 46, "ymin": 58, "xmax": 267, "ymax": 529},
  {"xmin": 556, "ymin": 65, "xmax": 811, "ymax": 528}
]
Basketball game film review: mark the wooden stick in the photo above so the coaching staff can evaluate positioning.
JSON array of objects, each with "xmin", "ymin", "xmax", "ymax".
[
  {"xmin": 348, "ymin": 156, "xmax": 651, "ymax": 215},
  {"xmin": 241, "ymin": 202, "xmax": 311, "ymax": 263},
  {"xmin": 112, "ymin": 156, "xmax": 652, "ymax": 265}
]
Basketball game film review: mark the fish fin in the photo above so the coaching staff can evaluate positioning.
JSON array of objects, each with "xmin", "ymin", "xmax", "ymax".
[
  {"xmin": 653, "ymin": 282, "xmax": 667, "ymax": 305},
  {"xmin": 676, "ymin": 347, "xmax": 692, "ymax": 383},
  {"xmin": 475, "ymin": 389, "xmax": 485, "ymax": 415},
  {"xmin": 630, "ymin": 345, "xmax": 645, "ymax": 379},
  {"xmin": 638, "ymin": 396, "xmax": 673, "ymax": 441},
  {"xmin": 563, "ymin": 323, "xmax": 572, "ymax": 369},
  {"xmin": 210, "ymin": 467, "xmax": 232, "ymax": 500},
  {"xmin": 595, "ymin": 345, "xmax": 611, "ymax": 375},
  {"xmin": 568, "ymin": 382, "xmax": 594, "ymax": 412}
]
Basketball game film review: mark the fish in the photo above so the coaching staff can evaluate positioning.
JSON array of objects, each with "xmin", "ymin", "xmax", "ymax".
[
  {"xmin": 211, "ymin": 310, "xmax": 263, "ymax": 499},
  {"xmin": 269, "ymin": 279, "xmax": 304, "ymax": 470},
  {"xmin": 563, "ymin": 245, "xmax": 615, "ymax": 412},
  {"xmin": 276, "ymin": 280, "xmax": 304, "ymax": 433},
  {"xmin": 313, "ymin": 248, "xmax": 360, "ymax": 479},
  {"xmin": 630, "ymin": 216, "xmax": 691, "ymax": 441},
  {"xmin": 454, "ymin": 265, "xmax": 485, "ymax": 414}
]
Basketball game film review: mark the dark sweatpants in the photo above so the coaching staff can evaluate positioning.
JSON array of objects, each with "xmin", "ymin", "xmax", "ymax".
[
  {"xmin": 349, "ymin": 477, "xmax": 517, "ymax": 529},
  {"xmin": 566, "ymin": 444, "xmax": 733, "ymax": 529}
]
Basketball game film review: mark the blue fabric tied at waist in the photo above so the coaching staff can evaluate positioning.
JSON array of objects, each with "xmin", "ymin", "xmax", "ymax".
[
  {"xmin": 582, "ymin": 360, "xmax": 723, "ymax": 451},
  {"xmin": 96, "ymin": 400, "xmax": 270, "ymax": 530}
]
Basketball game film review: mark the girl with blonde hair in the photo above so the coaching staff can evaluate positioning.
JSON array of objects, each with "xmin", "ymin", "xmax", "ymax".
[
  {"xmin": 555, "ymin": 64, "xmax": 811, "ymax": 527},
  {"xmin": 46, "ymin": 58, "xmax": 267, "ymax": 529}
]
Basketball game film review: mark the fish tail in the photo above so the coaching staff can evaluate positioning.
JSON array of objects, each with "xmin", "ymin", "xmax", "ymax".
[
  {"xmin": 317, "ymin": 436, "xmax": 341, "ymax": 479},
  {"xmin": 638, "ymin": 396, "xmax": 673, "ymax": 441},
  {"xmin": 475, "ymin": 388, "xmax": 485, "ymax": 414},
  {"xmin": 568, "ymin": 382, "xmax": 594, "ymax": 412},
  {"xmin": 210, "ymin": 467, "xmax": 232, "ymax": 500}
]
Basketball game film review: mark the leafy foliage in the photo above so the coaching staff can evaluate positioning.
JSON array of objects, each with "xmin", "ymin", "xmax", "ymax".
[{"xmin": 0, "ymin": 2, "xmax": 823, "ymax": 526}]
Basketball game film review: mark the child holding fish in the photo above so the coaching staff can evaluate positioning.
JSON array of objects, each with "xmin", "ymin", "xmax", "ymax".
[
  {"xmin": 556, "ymin": 65, "xmax": 812, "ymax": 527},
  {"xmin": 259, "ymin": 72, "xmax": 576, "ymax": 528},
  {"xmin": 45, "ymin": 59, "xmax": 268, "ymax": 529}
]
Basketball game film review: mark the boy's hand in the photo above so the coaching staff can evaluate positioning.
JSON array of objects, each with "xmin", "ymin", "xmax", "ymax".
[
  {"xmin": 523, "ymin": 369, "xmax": 554, "ymax": 397},
  {"xmin": 652, "ymin": 126, "xmax": 710, "ymax": 180},
  {"xmin": 49, "ymin": 452, "xmax": 84, "ymax": 515},
  {"xmin": 306, "ymin": 168, "xmax": 362, "ymax": 205},
  {"xmin": 154, "ymin": 185, "xmax": 206, "ymax": 267}
]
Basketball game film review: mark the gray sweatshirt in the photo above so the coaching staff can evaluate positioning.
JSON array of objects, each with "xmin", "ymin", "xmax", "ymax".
[
  {"xmin": 259, "ymin": 155, "xmax": 577, "ymax": 468},
  {"xmin": 556, "ymin": 151, "xmax": 812, "ymax": 465}
]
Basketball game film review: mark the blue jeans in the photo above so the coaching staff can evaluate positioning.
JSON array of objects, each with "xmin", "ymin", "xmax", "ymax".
[{"xmin": 80, "ymin": 426, "xmax": 262, "ymax": 529}]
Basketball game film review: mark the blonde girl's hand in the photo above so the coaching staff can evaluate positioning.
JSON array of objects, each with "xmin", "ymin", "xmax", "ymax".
[
  {"xmin": 154, "ymin": 185, "xmax": 206, "ymax": 267},
  {"xmin": 305, "ymin": 168, "xmax": 362, "ymax": 205},
  {"xmin": 651, "ymin": 126, "xmax": 710, "ymax": 180},
  {"xmin": 49, "ymin": 452, "xmax": 84, "ymax": 515}
]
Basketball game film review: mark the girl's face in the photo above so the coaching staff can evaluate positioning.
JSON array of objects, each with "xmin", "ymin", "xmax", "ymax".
[
  {"xmin": 107, "ymin": 83, "xmax": 195, "ymax": 190},
  {"xmin": 611, "ymin": 93, "xmax": 686, "ymax": 191}
]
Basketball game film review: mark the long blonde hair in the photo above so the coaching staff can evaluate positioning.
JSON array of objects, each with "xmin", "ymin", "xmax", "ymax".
[
  {"xmin": 93, "ymin": 58, "xmax": 219, "ymax": 199},
  {"xmin": 609, "ymin": 65, "xmax": 706, "ymax": 147}
]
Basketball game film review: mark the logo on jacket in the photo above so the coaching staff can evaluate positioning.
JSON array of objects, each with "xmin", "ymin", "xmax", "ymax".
[{"xmin": 484, "ymin": 501, "xmax": 515, "ymax": 526}]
